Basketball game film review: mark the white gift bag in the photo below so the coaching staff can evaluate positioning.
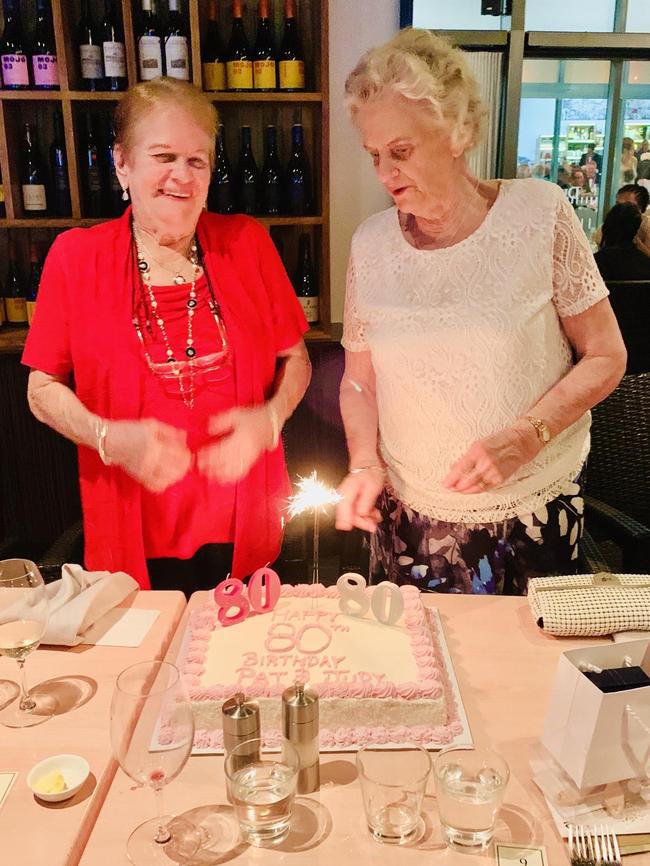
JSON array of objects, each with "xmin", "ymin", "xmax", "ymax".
[{"xmin": 541, "ymin": 640, "xmax": 650, "ymax": 788}]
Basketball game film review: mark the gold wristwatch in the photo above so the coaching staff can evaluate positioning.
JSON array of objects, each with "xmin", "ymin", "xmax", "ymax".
[{"xmin": 524, "ymin": 415, "xmax": 551, "ymax": 445}]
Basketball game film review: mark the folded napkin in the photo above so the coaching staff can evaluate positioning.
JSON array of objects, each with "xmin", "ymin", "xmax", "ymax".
[
  {"xmin": 1, "ymin": 564, "xmax": 139, "ymax": 647},
  {"xmin": 528, "ymin": 572, "xmax": 650, "ymax": 637}
]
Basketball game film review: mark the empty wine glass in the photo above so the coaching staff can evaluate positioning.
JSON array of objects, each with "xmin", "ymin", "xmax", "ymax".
[
  {"xmin": 110, "ymin": 660, "xmax": 201, "ymax": 865},
  {"xmin": 0, "ymin": 559, "xmax": 54, "ymax": 728}
]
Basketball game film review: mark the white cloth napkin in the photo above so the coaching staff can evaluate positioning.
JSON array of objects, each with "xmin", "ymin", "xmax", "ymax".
[{"xmin": 40, "ymin": 565, "xmax": 139, "ymax": 646}]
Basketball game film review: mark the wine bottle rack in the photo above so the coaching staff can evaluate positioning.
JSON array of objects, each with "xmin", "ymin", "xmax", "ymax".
[{"xmin": 0, "ymin": 0, "xmax": 331, "ymax": 339}]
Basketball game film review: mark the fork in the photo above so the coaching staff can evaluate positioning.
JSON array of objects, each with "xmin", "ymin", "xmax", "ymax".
[
  {"xmin": 594, "ymin": 824, "xmax": 622, "ymax": 866},
  {"xmin": 568, "ymin": 825, "xmax": 596, "ymax": 866}
]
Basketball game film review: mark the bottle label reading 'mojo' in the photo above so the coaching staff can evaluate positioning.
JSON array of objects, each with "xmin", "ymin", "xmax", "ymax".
[
  {"xmin": 1, "ymin": 54, "xmax": 29, "ymax": 86},
  {"xmin": 227, "ymin": 60, "xmax": 253, "ymax": 89},
  {"xmin": 203, "ymin": 61, "xmax": 226, "ymax": 90},
  {"xmin": 253, "ymin": 59, "xmax": 276, "ymax": 89}
]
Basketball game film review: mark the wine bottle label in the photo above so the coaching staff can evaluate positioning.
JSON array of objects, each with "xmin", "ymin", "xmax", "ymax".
[
  {"xmin": 32, "ymin": 54, "xmax": 59, "ymax": 86},
  {"xmin": 1, "ymin": 54, "xmax": 29, "ymax": 86},
  {"xmin": 279, "ymin": 59, "xmax": 304, "ymax": 90},
  {"xmin": 0, "ymin": 300, "xmax": 4, "ymax": 326},
  {"xmin": 0, "ymin": 184, "xmax": 4, "ymax": 203},
  {"xmin": 6, "ymin": 297, "xmax": 28, "ymax": 323},
  {"xmin": 102, "ymin": 41, "xmax": 126, "ymax": 77},
  {"xmin": 26, "ymin": 300, "xmax": 37, "ymax": 324},
  {"xmin": 139, "ymin": 36, "xmax": 163, "ymax": 80},
  {"xmin": 22, "ymin": 184, "xmax": 47, "ymax": 211},
  {"xmin": 203, "ymin": 61, "xmax": 226, "ymax": 91},
  {"xmin": 54, "ymin": 166, "xmax": 68, "ymax": 193},
  {"xmin": 165, "ymin": 37, "xmax": 189, "ymax": 80},
  {"xmin": 87, "ymin": 168, "xmax": 103, "ymax": 193},
  {"xmin": 80, "ymin": 44, "xmax": 103, "ymax": 79},
  {"xmin": 226, "ymin": 59, "xmax": 253, "ymax": 90},
  {"xmin": 254, "ymin": 59, "xmax": 276, "ymax": 90},
  {"xmin": 298, "ymin": 296, "xmax": 318, "ymax": 323}
]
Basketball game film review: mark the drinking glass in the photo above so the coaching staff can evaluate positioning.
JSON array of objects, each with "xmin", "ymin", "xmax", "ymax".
[
  {"xmin": 110, "ymin": 660, "xmax": 201, "ymax": 865},
  {"xmin": 0, "ymin": 559, "xmax": 53, "ymax": 728},
  {"xmin": 356, "ymin": 745, "xmax": 431, "ymax": 844},
  {"xmin": 434, "ymin": 745, "xmax": 510, "ymax": 851},
  {"xmin": 224, "ymin": 737, "xmax": 300, "ymax": 847}
]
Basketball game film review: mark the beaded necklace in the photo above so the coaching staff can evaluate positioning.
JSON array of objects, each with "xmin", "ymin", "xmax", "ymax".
[{"xmin": 131, "ymin": 223, "xmax": 229, "ymax": 409}]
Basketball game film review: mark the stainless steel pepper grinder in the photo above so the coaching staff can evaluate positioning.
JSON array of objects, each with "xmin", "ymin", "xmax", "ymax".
[
  {"xmin": 222, "ymin": 692, "xmax": 260, "ymax": 801},
  {"xmin": 282, "ymin": 681, "xmax": 320, "ymax": 794}
]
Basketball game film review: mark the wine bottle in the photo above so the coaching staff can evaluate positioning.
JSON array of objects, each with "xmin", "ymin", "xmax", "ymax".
[
  {"xmin": 22, "ymin": 123, "xmax": 48, "ymax": 216},
  {"xmin": 165, "ymin": 0, "xmax": 190, "ymax": 80},
  {"xmin": 4, "ymin": 240, "xmax": 27, "ymax": 324},
  {"xmin": 26, "ymin": 242, "xmax": 43, "ymax": 325},
  {"xmin": 0, "ymin": 0, "xmax": 29, "ymax": 89},
  {"xmin": 51, "ymin": 108, "xmax": 71, "ymax": 217},
  {"xmin": 101, "ymin": 0, "xmax": 127, "ymax": 92},
  {"xmin": 286, "ymin": 123, "xmax": 311, "ymax": 215},
  {"xmin": 226, "ymin": 0, "xmax": 253, "ymax": 91},
  {"xmin": 253, "ymin": 0, "xmax": 276, "ymax": 91},
  {"xmin": 237, "ymin": 125, "xmax": 259, "ymax": 215},
  {"xmin": 294, "ymin": 234, "xmax": 318, "ymax": 324},
  {"xmin": 202, "ymin": 0, "xmax": 226, "ymax": 91},
  {"xmin": 31, "ymin": 0, "xmax": 59, "ymax": 90},
  {"xmin": 0, "ymin": 167, "xmax": 5, "ymax": 218},
  {"xmin": 261, "ymin": 125, "xmax": 283, "ymax": 215},
  {"xmin": 82, "ymin": 113, "xmax": 104, "ymax": 217},
  {"xmin": 79, "ymin": 0, "xmax": 104, "ymax": 91},
  {"xmin": 138, "ymin": 0, "xmax": 163, "ymax": 81},
  {"xmin": 104, "ymin": 116, "xmax": 126, "ymax": 216},
  {"xmin": 208, "ymin": 124, "xmax": 235, "ymax": 214},
  {"xmin": 278, "ymin": 0, "xmax": 304, "ymax": 91}
]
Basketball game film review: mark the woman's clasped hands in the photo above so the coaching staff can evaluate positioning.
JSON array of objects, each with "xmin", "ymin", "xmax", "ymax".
[{"xmin": 104, "ymin": 405, "xmax": 278, "ymax": 492}]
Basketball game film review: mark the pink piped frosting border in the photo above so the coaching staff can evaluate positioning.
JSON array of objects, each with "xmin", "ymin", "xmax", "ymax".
[{"xmin": 180, "ymin": 584, "xmax": 463, "ymax": 748}]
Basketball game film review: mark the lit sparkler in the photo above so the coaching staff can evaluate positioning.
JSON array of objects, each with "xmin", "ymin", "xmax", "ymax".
[{"xmin": 287, "ymin": 471, "xmax": 342, "ymax": 587}]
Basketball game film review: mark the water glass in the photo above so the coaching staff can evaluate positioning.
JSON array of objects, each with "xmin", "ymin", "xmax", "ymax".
[
  {"xmin": 356, "ymin": 745, "xmax": 431, "ymax": 844},
  {"xmin": 224, "ymin": 738, "xmax": 300, "ymax": 847},
  {"xmin": 434, "ymin": 745, "xmax": 509, "ymax": 851}
]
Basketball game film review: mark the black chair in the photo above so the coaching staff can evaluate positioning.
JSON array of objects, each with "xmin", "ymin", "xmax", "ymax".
[
  {"xmin": 584, "ymin": 371, "xmax": 650, "ymax": 572},
  {"xmin": 606, "ymin": 281, "xmax": 650, "ymax": 374}
]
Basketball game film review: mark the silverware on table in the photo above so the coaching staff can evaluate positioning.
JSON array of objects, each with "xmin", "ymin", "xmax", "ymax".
[{"xmin": 567, "ymin": 824, "xmax": 621, "ymax": 866}]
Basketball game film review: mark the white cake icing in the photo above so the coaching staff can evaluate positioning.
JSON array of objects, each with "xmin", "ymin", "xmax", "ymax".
[{"xmin": 179, "ymin": 584, "xmax": 462, "ymax": 750}]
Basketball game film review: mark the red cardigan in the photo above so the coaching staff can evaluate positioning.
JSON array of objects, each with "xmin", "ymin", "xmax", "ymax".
[{"xmin": 23, "ymin": 209, "xmax": 308, "ymax": 588}]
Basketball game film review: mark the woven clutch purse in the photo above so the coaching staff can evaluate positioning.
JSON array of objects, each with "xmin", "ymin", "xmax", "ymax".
[{"xmin": 528, "ymin": 572, "xmax": 650, "ymax": 636}]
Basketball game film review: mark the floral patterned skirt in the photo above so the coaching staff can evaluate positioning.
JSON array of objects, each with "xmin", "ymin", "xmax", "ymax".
[{"xmin": 370, "ymin": 474, "xmax": 585, "ymax": 595}]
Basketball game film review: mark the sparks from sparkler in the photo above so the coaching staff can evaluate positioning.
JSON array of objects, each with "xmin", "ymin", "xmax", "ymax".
[
  {"xmin": 287, "ymin": 471, "xmax": 342, "ymax": 519},
  {"xmin": 287, "ymin": 471, "xmax": 342, "ymax": 589}
]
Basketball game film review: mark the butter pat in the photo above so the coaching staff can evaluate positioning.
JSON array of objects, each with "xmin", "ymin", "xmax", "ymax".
[{"xmin": 33, "ymin": 770, "xmax": 67, "ymax": 795}]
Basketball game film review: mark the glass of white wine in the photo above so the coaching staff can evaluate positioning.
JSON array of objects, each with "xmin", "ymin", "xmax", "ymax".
[
  {"xmin": 0, "ymin": 559, "xmax": 53, "ymax": 728},
  {"xmin": 110, "ymin": 660, "xmax": 202, "ymax": 866}
]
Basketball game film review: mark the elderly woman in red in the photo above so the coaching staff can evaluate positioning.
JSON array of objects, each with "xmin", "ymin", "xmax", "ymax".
[{"xmin": 22, "ymin": 79, "xmax": 311, "ymax": 596}]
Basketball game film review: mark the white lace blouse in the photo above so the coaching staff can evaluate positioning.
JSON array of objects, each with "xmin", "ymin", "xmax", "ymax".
[{"xmin": 342, "ymin": 178, "xmax": 609, "ymax": 523}]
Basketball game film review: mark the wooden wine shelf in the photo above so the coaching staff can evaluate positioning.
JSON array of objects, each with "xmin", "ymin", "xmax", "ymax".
[
  {"xmin": 0, "ymin": 90, "xmax": 323, "ymax": 103},
  {"xmin": 0, "ymin": 322, "xmax": 341, "ymax": 355},
  {"xmin": 0, "ymin": 0, "xmax": 330, "ymax": 331}
]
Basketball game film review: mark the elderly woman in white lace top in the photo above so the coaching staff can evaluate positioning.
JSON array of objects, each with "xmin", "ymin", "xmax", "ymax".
[{"xmin": 335, "ymin": 29, "xmax": 627, "ymax": 595}]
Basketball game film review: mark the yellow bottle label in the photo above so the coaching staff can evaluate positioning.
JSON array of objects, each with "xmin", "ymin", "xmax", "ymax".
[
  {"xmin": 0, "ymin": 299, "xmax": 4, "ymax": 326},
  {"xmin": 226, "ymin": 59, "xmax": 253, "ymax": 90},
  {"xmin": 253, "ymin": 59, "xmax": 276, "ymax": 89},
  {"xmin": 279, "ymin": 59, "xmax": 304, "ymax": 90},
  {"xmin": 5, "ymin": 297, "xmax": 27, "ymax": 323},
  {"xmin": 26, "ymin": 300, "xmax": 37, "ymax": 324},
  {"xmin": 0, "ymin": 185, "xmax": 4, "ymax": 204},
  {"xmin": 203, "ymin": 61, "xmax": 226, "ymax": 91}
]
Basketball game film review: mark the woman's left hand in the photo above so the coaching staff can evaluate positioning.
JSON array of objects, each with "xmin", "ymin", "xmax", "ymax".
[
  {"xmin": 197, "ymin": 406, "xmax": 274, "ymax": 483},
  {"xmin": 441, "ymin": 421, "xmax": 542, "ymax": 494}
]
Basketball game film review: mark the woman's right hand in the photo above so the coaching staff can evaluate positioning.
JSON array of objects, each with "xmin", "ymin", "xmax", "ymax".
[
  {"xmin": 104, "ymin": 419, "xmax": 192, "ymax": 492},
  {"xmin": 335, "ymin": 468, "xmax": 384, "ymax": 533}
]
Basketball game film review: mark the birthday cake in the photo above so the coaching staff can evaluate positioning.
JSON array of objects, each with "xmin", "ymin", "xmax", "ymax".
[{"xmin": 180, "ymin": 583, "xmax": 462, "ymax": 750}]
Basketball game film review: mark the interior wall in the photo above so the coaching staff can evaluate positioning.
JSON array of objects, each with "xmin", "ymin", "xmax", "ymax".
[{"xmin": 329, "ymin": 0, "xmax": 399, "ymax": 323}]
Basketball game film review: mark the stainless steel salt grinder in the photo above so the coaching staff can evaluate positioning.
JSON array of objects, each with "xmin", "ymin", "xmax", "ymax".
[
  {"xmin": 222, "ymin": 692, "xmax": 260, "ymax": 801},
  {"xmin": 282, "ymin": 681, "xmax": 320, "ymax": 794}
]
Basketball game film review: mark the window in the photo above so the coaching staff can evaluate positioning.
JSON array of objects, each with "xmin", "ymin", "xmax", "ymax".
[
  {"xmin": 411, "ymin": 0, "xmax": 509, "ymax": 30},
  {"xmin": 524, "ymin": 0, "xmax": 616, "ymax": 31}
]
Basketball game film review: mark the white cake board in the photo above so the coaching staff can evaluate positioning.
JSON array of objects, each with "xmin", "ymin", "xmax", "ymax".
[{"xmin": 177, "ymin": 604, "xmax": 472, "ymax": 755}]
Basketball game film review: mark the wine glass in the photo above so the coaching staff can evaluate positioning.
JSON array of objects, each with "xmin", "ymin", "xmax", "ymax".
[
  {"xmin": 110, "ymin": 660, "xmax": 201, "ymax": 866},
  {"xmin": 0, "ymin": 559, "xmax": 54, "ymax": 728}
]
